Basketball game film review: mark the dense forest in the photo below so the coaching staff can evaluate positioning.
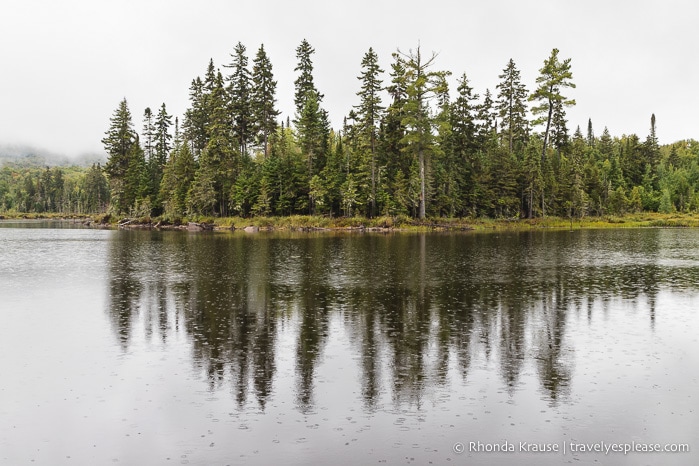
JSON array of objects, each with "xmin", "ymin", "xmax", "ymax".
[{"xmin": 3, "ymin": 41, "xmax": 699, "ymax": 219}]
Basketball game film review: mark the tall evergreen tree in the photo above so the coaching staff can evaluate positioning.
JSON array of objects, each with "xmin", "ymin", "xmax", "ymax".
[
  {"xmin": 529, "ymin": 48, "xmax": 576, "ymax": 216},
  {"xmin": 496, "ymin": 59, "xmax": 529, "ymax": 152},
  {"xmin": 103, "ymin": 98, "xmax": 140, "ymax": 214},
  {"xmin": 354, "ymin": 47, "xmax": 385, "ymax": 217},
  {"xmin": 477, "ymin": 89, "xmax": 498, "ymax": 145},
  {"xmin": 382, "ymin": 55, "xmax": 409, "ymax": 176},
  {"xmin": 142, "ymin": 107, "xmax": 155, "ymax": 165},
  {"xmin": 586, "ymin": 118, "xmax": 595, "ymax": 147},
  {"xmin": 296, "ymin": 90, "xmax": 329, "ymax": 212},
  {"xmin": 451, "ymin": 73, "xmax": 479, "ymax": 214},
  {"xmin": 183, "ymin": 76, "xmax": 208, "ymax": 156},
  {"xmin": 529, "ymin": 48, "xmax": 576, "ymax": 160},
  {"xmin": 251, "ymin": 44, "xmax": 279, "ymax": 157},
  {"xmin": 154, "ymin": 104, "xmax": 172, "ymax": 167},
  {"xmin": 644, "ymin": 113, "xmax": 660, "ymax": 170},
  {"xmin": 151, "ymin": 103, "xmax": 172, "ymax": 210},
  {"xmin": 190, "ymin": 72, "xmax": 236, "ymax": 216},
  {"xmin": 293, "ymin": 39, "xmax": 323, "ymax": 120},
  {"xmin": 396, "ymin": 46, "xmax": 445, "ymax": 219},
  {"xmin": 227, "ymin": 42, "xmax": 253, "ymax": 156},
  {"xmin": 549, "ymin": 98, "xmax": 569, "ymax": 151}
]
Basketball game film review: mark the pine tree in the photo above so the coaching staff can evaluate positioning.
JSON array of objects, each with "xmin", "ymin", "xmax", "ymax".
[
  {"xmin": 431, "ymin": 72, "xmax": 456, "ymax": 216},
  {"xmin": 150, "ymin": 103, "xmax": 172, "ymax": 211},
  {"xmin": 293, "ymin": 39, "xmax": 323, "ymax": 120},
  {"xmin": 529, "ymin": 48, "xmax": 576, "ymax": 216},
  {"xmin": 191, "ymin": 72, "xmax": 236, "ymax": 216},
  {"xmin": 550, "ymin": 98, "xmax": 569, "ymax": 151},
  {"xmin": 103, "ymin": 98, "xmax": 139, "ymax": 214},
  {"xmin": 227, "ymin": 42, "xmax": 253, "ymax": 156},
  {"xmin": 396, "ymin": 46, "xmax": 445, "ymax": 219},
  {"xmin": 586, "ymin": 118, "xmax": 595, "ymax": 147},
  {"xmin": 296, "ymin": 90, "xmax": 329, "ymax": 212},
  {"xmin": 529, "ymin": 48, "xmax": 576, "ymax": 160},
  {"xmin": 381, "ymin": 54, "xmax": 408, "ymax": 194},
  {"xmin": 142, "ymin": 107, "xmax": 155, "ymax": 165},
  {"xmin": 354, "ymin": 47, "xmax": 384, "ymax": 217},
  {"xmin": 251, "ymin": 44, "xmax": 279, "ymax": 157},
  {"xmin": 154, "ymin": 103, "xmax": 172, "ymax": 166},
  {"xmin": 477, "ymin": 89, "xmax": 497, "ymax": 146},
  {"xmin": 496, "ymin": 59, "xmax": 529, "ymax": 153},
  {"xmin": 451, "ymin": 73, "xmax": 479, "ymax": 214},
  {"xmin": 644, "ymin": 113, "xmax": 661, "ymax": 174},
  {"xmin": 183, "ymin": 77, "xmax": 208, "ymax": 156}
]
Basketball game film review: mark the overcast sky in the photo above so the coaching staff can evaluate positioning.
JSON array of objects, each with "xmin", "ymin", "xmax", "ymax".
[{"xmin": 1, "ymin": 0, "xmax": 696, "ymax": 157}]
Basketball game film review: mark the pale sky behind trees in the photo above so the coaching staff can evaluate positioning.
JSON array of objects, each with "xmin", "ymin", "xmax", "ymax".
[{"xmin": 0, "ymin": 0, "xmax": 696, "ymax": 157}]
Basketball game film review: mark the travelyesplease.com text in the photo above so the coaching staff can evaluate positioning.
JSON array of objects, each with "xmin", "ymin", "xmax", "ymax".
[{"xmin": 453, "ymin": 440, "xmax": 690, "ymax": 455}]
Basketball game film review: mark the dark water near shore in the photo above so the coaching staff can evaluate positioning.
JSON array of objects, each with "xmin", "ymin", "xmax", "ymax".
[{"xmin": 1, "ymin": 222, "xmax": 697, "ymax": 465}]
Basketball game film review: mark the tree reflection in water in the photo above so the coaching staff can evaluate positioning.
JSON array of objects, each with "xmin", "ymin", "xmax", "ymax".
[{"xmin": 106, "ymin": 229, "xmax": 695, "ymax": 412}]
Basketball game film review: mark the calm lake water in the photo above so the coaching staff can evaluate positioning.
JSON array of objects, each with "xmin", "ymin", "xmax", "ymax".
[{"xmin": 1, "ymin": 221, "xmax": 697, "ymax": 465}]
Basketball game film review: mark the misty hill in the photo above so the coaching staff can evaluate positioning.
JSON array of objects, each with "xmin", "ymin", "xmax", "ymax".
[{"xmin": 0, "ymin": 144, "xmax": 105, "ymax": 168}]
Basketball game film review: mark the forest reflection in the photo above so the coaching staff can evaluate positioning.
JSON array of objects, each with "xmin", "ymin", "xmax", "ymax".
[{"xmin": 106, "ymin": 229, "xmax": 699, "ymax": 412}]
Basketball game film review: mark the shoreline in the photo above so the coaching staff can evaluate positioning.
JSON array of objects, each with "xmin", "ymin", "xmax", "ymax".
[{"xmin": 4, "ymin": 212, "xmax": 699, "ymax": 232}]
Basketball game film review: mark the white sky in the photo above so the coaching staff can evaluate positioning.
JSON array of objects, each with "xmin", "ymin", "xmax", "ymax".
[{"xmin": 1, "ymin": 0, "xmax": 696, "ymax": 157}]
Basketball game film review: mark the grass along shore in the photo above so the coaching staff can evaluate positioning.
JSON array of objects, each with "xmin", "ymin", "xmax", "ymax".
[{"xmin": 4, "ymin": 212, "xmax": 699, "ymax": 231}]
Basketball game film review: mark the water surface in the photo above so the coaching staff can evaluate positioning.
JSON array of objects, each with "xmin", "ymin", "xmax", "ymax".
[{"xmin": 1, "ymin": 223, "xmax": 697, "ymax": 465}]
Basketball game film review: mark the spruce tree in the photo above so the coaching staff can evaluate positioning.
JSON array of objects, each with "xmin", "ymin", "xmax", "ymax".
[
  {"xmin": 251, "ymin": 44, "xmax": 279, "ymax": 157},
  {"xmin": 191, "ymin": 72, "xmax": 236, "ymax": 216},
  {"xmin": 451, "ymin": 73, "xmax": 479, "ymax": 214},
  {"xmin": 396, "ymin": 46, "xmax": 445, "ymax": 219},
  {"xmin": 103, "ymin": 98, "xmax": 139, "ymax": 214},
  {"xmin": 644, "ymin": 113, "xmax": 660, "ymax": 172},
  {"xmin": 183, "ymin": 77, "xmax": 208, "ymax": 156},
  {"xmin": 293, "ymin": 39, "xmax": 323, "ymax": 120},
  {"xmin": 154, "ymin": 103, "xmax": 172, "ymax": 166},
  {"xmin": 496, "ymin": 59, "xmax": 529, "ymax": 153},
  {"xmin": 354, "ymin": 47, "xmax": 384, "ymax": 217},
  {"xmin": 151, "ymin": 103, "xmax": 172, "ymax": 211},
  {"xmin": 550, "ymin": 98, "xmax": 569, "ymax": 151},
  {"xmin": 142, "ymin": 107, "xmax": 155, "ymax": 165},
  {"xmin": 296, "ymin": 90, "xmax": 329, "ymax": 212},
  {"xmin": 477, "ymin": 89, "xmax": 497, "ymax": 146},
  {"xmin": 227, "ymin": 42, "xmax": 253, "ymax": 156},
  {"xmin": 381, "ymin": 54, "xmax": 408, "ymax": 197},
  {"xmin": 586, "ymin": 118, "xmax": 595, "ymax": 147}
]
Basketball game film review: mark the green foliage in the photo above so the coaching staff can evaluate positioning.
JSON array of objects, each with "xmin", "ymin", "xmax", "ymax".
[
  {"xmin": 251, "ymin": 44, "xmax": 280, "ymax": 156},
  {"xmin": 496, "ymin": 58, "xmax": 529, "ymax": 153},
  {"xmin": 62, "ymin": 44, "xmax": 699, "ymax": 222},
  {"xmin": 529, "ymin": 48, "xmax": 576, "ymax": 157},
  {"xmin": 103, "ymin": 99, "xmax": 145, "ymax": 214},
  {"xmin": 227, "ymin": 42, "xmax": 253, "ymax": 156},
  {"xmin": 293, "ymin": 39, "xmax": 323, "ymax": 118}
]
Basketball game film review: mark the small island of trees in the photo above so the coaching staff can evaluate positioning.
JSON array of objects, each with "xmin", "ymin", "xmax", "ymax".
[{"xmin": 2, "ymin": 41, "xmax": 699, "ymax": 223}]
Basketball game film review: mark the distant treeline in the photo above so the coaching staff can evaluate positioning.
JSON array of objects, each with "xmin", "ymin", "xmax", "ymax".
[
  {"xmin": 4, "ymin": 41, "xmax": 699, "ymax": 218},
  {"xmin": 0, "ymin": 164, "xmax": 108, "ymax": 214}
]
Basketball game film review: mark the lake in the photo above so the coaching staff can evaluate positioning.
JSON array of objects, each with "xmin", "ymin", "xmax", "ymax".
[{"xmin": 1, "ymin": 222, "xmax": 697, "ymax": 465}]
